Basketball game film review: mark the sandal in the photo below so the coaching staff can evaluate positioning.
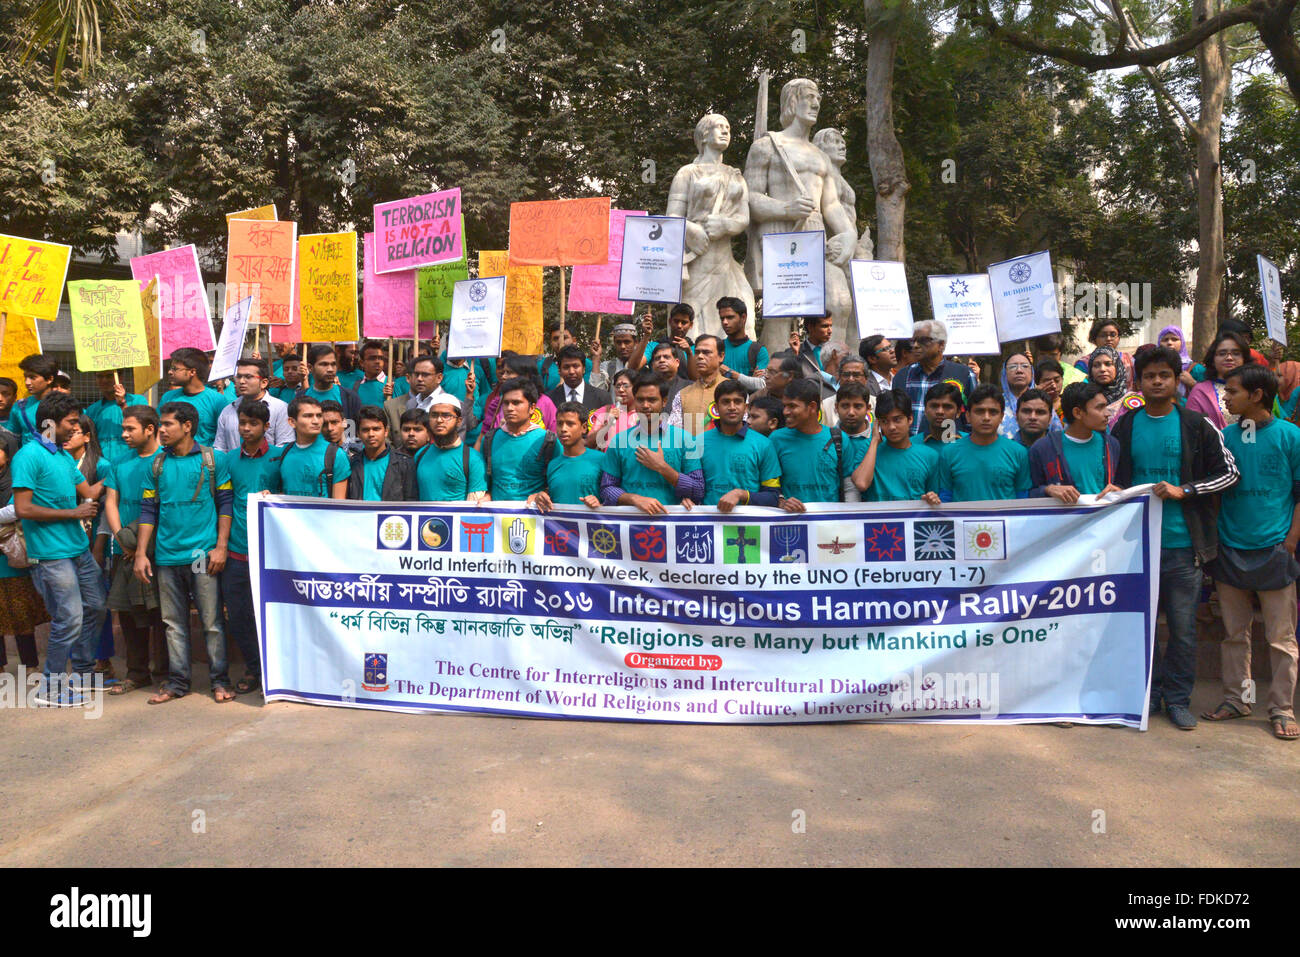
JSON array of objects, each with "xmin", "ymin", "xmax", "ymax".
[
  {"xmin": 107, "ymin": 678, "xmax": 150, "ymax": 696},
  {"xmin": 213, "ymin": 686, "xmax": 236, "ymax": 703},
  {"xmin": 1200, "ymin": 701, "xmax": 1250, "ymax": 721},
  {"xmin": 1270, "ymin": 714, "xmax": 1300, "ymax": 741},
  {"xmin": 234, "ymin": 675, "xmax": 261, "ymax": 695},
  {"xmin": 147, "ymin": 688, "xmax": 181, "ymax": 705}
]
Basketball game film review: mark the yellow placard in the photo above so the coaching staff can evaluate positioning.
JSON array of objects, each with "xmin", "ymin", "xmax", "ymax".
[
  {"xmin": 298, "ymin": 231, "xmax": 359, "ymax": 342},
  {"xmin": 0, "ymin": 313, "xmax": 43, "ymax": 397},
  {"xmin": 226, "ymin": 204, "xmax": 277, "ymax": 222},
  {"xmin": 132, "ymin": 277, "xmax": 163, "ymax": 393},
  {"xmin": 479, "ymin": 250, "xmax": 543, "ymax": 355},
  {"xmin": 0, "ymin": 234, "xmax": 72, "ymax": 322},
  {"xmin": 67, "ymin": 279, "xmax": 150, "ymax": 372}
]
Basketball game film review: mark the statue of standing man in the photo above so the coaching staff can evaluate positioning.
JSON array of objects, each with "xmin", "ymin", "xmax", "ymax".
[{"xmin": 744, "ymin": 78, "xmax": 858, "ymax": 355}]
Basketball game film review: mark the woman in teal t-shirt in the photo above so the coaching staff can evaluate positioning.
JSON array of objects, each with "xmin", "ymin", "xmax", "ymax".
[{"xmin": 0, "ymin": 433, "xmax": 48, "ymax": 671}]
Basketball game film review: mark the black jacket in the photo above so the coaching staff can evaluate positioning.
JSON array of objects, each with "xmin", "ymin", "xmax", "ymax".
[
  {"xmin": 346, "ymin": 446, "xmax": 417, "ymax": 502},
  {"xmin": 1111, "ymin": 403, "xmax": 1239, "ymax": 565},
  {"xmin": 547, "ymin": 382, "xmax": 611, "ymax": 418}
]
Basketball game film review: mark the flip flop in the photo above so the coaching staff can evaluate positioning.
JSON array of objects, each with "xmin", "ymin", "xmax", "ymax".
[
  {"xmin": 147, "ymin": 688, "xmax": 181, "ymax": 705},
  {"xmin": 1200, "ymin": 701, "xmax": 1249, "ymax": 721},
  {"xmin": 1270, "ymin": 714, "xmax": 1299, "ymax": 741},
  {"xmin": 213, "ymin": 686, "xmax": 236, "ymax": 703},
  {"xmin": 107, "ymin": 678, "xmax": 149, "ymax": 696}
]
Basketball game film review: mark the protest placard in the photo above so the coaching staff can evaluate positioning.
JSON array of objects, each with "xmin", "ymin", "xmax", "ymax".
[
  {"xmin": 0, "ymin": 313, "xmax": 43, "ymax": 391},
  {"xmin": 447, "ymin": 276, "xmax": 506, "ymax": 359},
  {"xmin": 987, "ymin": 250, "xmax": 1061, "ymax": 342},
  {"xmin": 618, "ymin": 215, "xmax": 686, "ymax": 304},
  {"xmin": 0, "ymin": 234, "xmax": 72, "ymax": 322},
  {"xmin": 373, "ymin": 188, "xmax": 463, "ymax": 273},
  {"xmin": 130, "ymin": 244, "xmax": 215, "ymax": 356},
  {"xmin": 1258, "ymin": 254, "xmax": 1287, "ymax": 347},
  {"xmin": 416, "ymin": 216, "xmax": 469, "ymax": 330},
  {"xmin": 761, "ymin": 231, "xmax": 826, "ymax": 317},
  {"xmin": 225, "ymin": 204, "xmax": 277, "ymax": 222},
  {"xmin": 849, "ymin": 260, "xmax": 913, "ymax": 338},
  {"xmin": 68, "ymin": 279, "xmax": 150, "ymax": 372},
  {"xmin": 479, "ymin": 250, "xmax": 543, "ymax": 355},
  {"xmin": 298, "ymin": 232, "xmax": 358, "ymax": 342},
  {"xmin": 508, "ymin": 198, "xmax": 611, "ymax": 266},
  {"xmin": 361, "ymin": 232, "xmax": 416, "ymax": 339},
  {"xmin": 132, "ymin": 277, "xmax": 164, "ymax": 393},
  {"xmin": 927, "ymin": 274, "xmax": 1001, "ymax": 355},
  {"xmin": 227, "ymin": 219, "xmax": 297, "ymax": 327},
  {"xmin": 210, "ymin": 296, "xmax": 255, "ymax": 381},
  {"xmin": 569, "ymin": 208, "xmax": 645, "ymax": 314}
]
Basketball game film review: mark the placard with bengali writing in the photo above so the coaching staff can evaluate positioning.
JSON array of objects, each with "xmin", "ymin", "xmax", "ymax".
[
  {"xmin": 227, "ymin": 219, "xmax": 297, "ymax": 326},
  {"xmin": 508, "ymin": 198, "xmax": 611, "ymax": 267},
  {"xmin": 479, "ymin": 250, "xmax": 542, "ymax": 355},
  {"xmin": 130, "ymin": 244, "xmax": 215, "ymax": 356},
  {"xmin": 67, "ymin": 279, "xmax": 150, "ymax": 372}
]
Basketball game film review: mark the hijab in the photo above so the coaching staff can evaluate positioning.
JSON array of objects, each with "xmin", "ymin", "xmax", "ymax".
[
  {"xmin": 1088, "ymin": 345, "xmax": 1128, "ymax": 404},
  {"xmin": 1157, "ymin": 325, "xmax": 1192, "ymax": 370}
]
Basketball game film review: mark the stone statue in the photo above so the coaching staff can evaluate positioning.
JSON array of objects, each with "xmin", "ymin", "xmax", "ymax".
[
  {"xmin": 666, "ymin": 114, "xmax": 756, "ymax": 340},
  {"xmin": 743, "ymin": 77, "xmax": 858, "ymax": 354},
  {"xmin": 814, "ymin": 127, "xmax": 873, "ymax": 350}
]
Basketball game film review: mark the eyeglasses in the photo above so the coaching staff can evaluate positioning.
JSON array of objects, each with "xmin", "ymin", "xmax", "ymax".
[
  {"xmin": 428, "ymin": 411, "xmax": 457, "ymax": 420},
  {"xmin": 1214, "ymin": 349, "xmax": 1242, "ymax": 358},
  {"xmin": 1006, "ymin": 363, "xmax": 1032, "ymax": 371},
  {"xmin": 873, "ymin": 346, "xmax": 894, "ymax": 356}
]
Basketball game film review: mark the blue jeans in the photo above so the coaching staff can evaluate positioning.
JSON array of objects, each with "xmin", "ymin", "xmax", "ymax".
[
  {"xmin": 221, "ymin": 560, "xmax": 260, "ymax": 678},
  {"xmin": 1153, "ymin": 546, "xmax": 1203, "ymax": 709},
  {"xmin": 158, "ymin": 564, "xmax": 229, "ymax": 695},
  {"xmin": 29, "ymin": 550, "xmax": 108, "ymax": 682}
]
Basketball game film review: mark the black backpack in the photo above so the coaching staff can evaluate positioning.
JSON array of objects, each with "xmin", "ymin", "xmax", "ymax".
[
  {"xmin": 824, "ymin": 427, "xmax": 845, "ymax": 503},
  {"xmin": 152, "ymin": 445, "xmax": 218, "ymax": 502},
  {"xmin": 272, "ymin": 441, "xmax": 339, "ymax": 497}
]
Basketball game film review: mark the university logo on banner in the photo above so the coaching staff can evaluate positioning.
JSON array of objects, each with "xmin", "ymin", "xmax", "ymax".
[
  {"xmin": 363, "ymin": 653, "xmax": 389, "ymax": 692},
  {"xmin": 770, "ymin": 524, "xmax": 808, "ymax": 563},
  {"xmin": 544, "ymin": 519, "xmax": 579, "ymax": 557},
  {"xmin": 913, "ymin": 520, "xmax": 955, "ymax": 561},
  {"xmin": 675, "ymin": 524, "xmax": 714, "ymax": 564},
  {"xmin": 863, "ymin": 521, "xmax": 907, "ymax": 562},
  {"xmin": 501, "ymin": 516, "xmax": 538, "ymax": 555},
  {"xmin": 815, "ymin": 524, "xmax": 859, "ymax": 562},
  {"xmin": 459, "ymin": 518, "xmax": 495, "ymax": 553},
  {"xmin": 376, "ymin": 515, "xmax": 411, "ymax": 550},
  {"xmin": 416, "ymin": 516, "xmax": 453, "ymax": 551},
  {"xmin": 963, "ymin": 520, "xmax": 1007, "ymax": 561},
  {"xmin": 723, "ymin": 525, "xmax": 761, "ymax": 564},
  {"xmin": 629, "ymin": 524, "xmax": 668, "ymax": 563},
  {"xmin": 587, "ymin": 523, "xmax": 622, "ymax": 560}
]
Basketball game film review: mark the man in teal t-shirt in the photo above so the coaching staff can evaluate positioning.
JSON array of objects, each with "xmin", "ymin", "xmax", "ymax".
[
  {"xmin": 415, "ymin": 395, "xmax": 488, "ymax": 501},
  {"xmin": 852, "ymin": 389, "xmax": 938, "ymax": 502},
  {"xmin": 157, "ymin": 349, "xmax": 226, "ymax": 445},
  {"xmin": 353, "ymin": 341, "xmax": 390, "ymax": 408},
  {"xmin": 86, "ymin": 371, "xmax": 147, "ymax": 466},
  {"xmin": 599, "ymin": 372, "xmax": 703, "ymax": 513},
  {"xmin": 928, "ymin": 384, "xmax": 1031, "ymax": 503},
  {"xmin": 532, "ymin": 402, "xmax": 605, "ymax": 510},
  {"xmin": 1029, "ymin": 382, "xmax": 1119, "ymax": 503},
  {"xmin": 10, "ymin": 392, "xmax": 107, "ymax": 701},
  {"xmin": 267, "ymin": 396, "xmax": 351, "ymax": 499},
  {"xmin": 478, "ymin": 380, "xmax": 553, "ymax": 501},
  {"xmin": 770, "ymin": 379, "xmax": 848, "ymax": 509},
  {"xmin": 700, "ymin": 379, "xmax": 780, "ymax": 509},
  {"xmin": 10, "ymin": 354, "xmax": 59, "ymax": 446}
]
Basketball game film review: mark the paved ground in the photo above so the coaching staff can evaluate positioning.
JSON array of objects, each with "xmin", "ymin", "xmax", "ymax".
[{"xmin": 3, "ymin": 662, "xmax": 1297, "ymax": 867}]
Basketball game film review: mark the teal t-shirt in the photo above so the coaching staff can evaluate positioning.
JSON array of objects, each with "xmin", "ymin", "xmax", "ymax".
[
  {"xmin": 602, "ymin": 423, "xmax": 700, "ymax": 505},
  {"xmin": 1219, "ymin": 417, "xmax": 1300, "ymax": 551},
  {"xmin": 270, "ymin": 386, "xmax": 298, "ymax": 404},
  {"xmin": 1061, "ymin": 431, "xmax": 1106, "ymax": 494},
  {"xmin": 140, "ymin": 446, "xmax": 233, "ymax": 567},
  {"xmin": 415, "ymin": 441, "xmax": 487, "ymax": 500},
  {"xmin": 938, "ymin": 436, "xmax": 1032, "ymax": 501},
  {"xmin": 86, "ymin": 395, "xmax": 148, "ymax": 466},
  {"xmin": 868, "ymin": 441, "xmax": 939, "ymax": 502},
  {"xmin": 700, "ymin": 426, "xmax": 780, "ymax": 506},
  {"xmin": 338, "ymin": 369, "xmax": 364, "ymax": 390},
  {"xmin": 440, "ymin": 362, "xmax": 471, "ymax": 403},
  {"xmin": 723, "ymin": 338, "xmax": 769, "ymax": 377},
  {"xmin": 270, "ymin": 436, "xmax": 352, "ymax": 498},
  {"xmin": 10, "ymin": 440, "xmax": 87, "ymax": 560},
  {"xmin": 1129, "ymin": 410, "xmax": 1191, "ymax": 549},
  {"xmin": 303, "ymin": 383, "xmax": 342, "ymax": 406},
  {"xmin": 227, "ymin": 443, "xmax": 275, "ymax": 555},
  {"xmin": 9, "ymin": 396, "xmax": 42, "ymax": 446},
  {"xmin": 842, "ymin": 428, "xmax": 874, "ymax": 474},
  {"xmin": 158, "ymin": 387, "xmax": 226, "ymax": 445},
  {"xmin": 356, "ymin": 378, "xmax": 387, "ymax": 408},
  {"xmin": 546, "ymin": 448, "xmax": 606, "ymax": 504},
  {"xmin": 488, "ymin": 427, "xmax": 551, "ymax": 500},
  {"xmin": 769, "ymin": 425, "xmax": 847, "ymax": 504},
  {"xmin": 104, "ymin": 446, "xmax": 164, "ymax": 557},
  {"xmin": 392, "ymin": 376, "xmax": 411, "ymax": 397},
  {"xmin": 361, "ymin": 448, "xmax": 391, "ymax": 501}
]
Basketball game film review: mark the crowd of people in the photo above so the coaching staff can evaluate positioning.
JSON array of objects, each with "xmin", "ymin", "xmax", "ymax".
[{"xmin": 1, "ymin": 297, "xmax": 1297, "ymax": 739}]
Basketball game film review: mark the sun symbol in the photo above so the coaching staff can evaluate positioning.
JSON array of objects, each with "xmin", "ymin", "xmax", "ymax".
[
  {"xmin": 966, "ymin": 523, "xmax": 999, "ymax": 558},
  {"xmin": 591, "ymin": 527, "xmax": 618, "ymax": 555}
]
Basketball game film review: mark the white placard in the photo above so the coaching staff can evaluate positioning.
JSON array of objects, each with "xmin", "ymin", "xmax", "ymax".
[
  {"xmin": 987, "ymin": 250, "xmax": 1061, "ymax": 342},
  {"xmin": 849, "ymin": 260, "xmax": 913, "ymax": 338},
  {"xmin": 761, "ymin": 231, "xmax": 825, "ymax": 317},
  {"xmin": 1258, "ymin": 254, "xmax": 1287, "ymax": 347},
  {"xmin": 208, "ymin": 295, "xmax": 254, "ymax": 381},
  {"xmin": 617, "ymin": 215, "xmax": 686, "ymax": 304},
  {"xmin": 447, "ymin": 276, "xmax": 506, "ymax": 359},
  {"xmin": 927, "ymin": 274, "xmax": 1001, "ymax": 356}
]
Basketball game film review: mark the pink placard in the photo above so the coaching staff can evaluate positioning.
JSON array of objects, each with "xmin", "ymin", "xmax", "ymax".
[
  {"xmin": 372, "ymin": 188, "xmax": 463, "ymax": 273},
  {"xmin": 568, "ymin": 209, "xmax": 644, "ymax": 314},
  {"xmin": 362, "ymin": 233, "xmax": 416, "ymax": 339},
  {"xmin": 129, "ymin": 245, "xmax": 215, "ymax": 357}
]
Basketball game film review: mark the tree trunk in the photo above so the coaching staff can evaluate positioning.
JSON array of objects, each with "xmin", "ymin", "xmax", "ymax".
[
  {"xmin": 864, "ymin": 0, "xmax": 909, "ymax": 264},
  {"xmin": 1191, "ymin": 0, "xmax": 1229, "ymax": 355}
]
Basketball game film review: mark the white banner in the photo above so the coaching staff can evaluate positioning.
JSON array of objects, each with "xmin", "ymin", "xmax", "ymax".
[
  {"xmin": 987, "ymin": 250, "xmax": 1061, "ymax": 342},
  {"xmin": 761, "ymin": 231, "xmax": 825, "ymax": 317},
  {"xmin": 251, "ymin": 497, "xmax": 1159, "ymax": 727},
  {"xmin": 208, "ymin": 295, "xmax": 254, "ymax": 382},
  {"xmin": 1258, "ymin": 254, "xmax": 1287, "ymax": 347},
  {"xmin": 849, "ymin": 260, "xmax": 913, "ymax": 339},
  {"xmin": 447, "ymin": 276, "xmax": 505, "ymax": 359},
  {"xmin": 617, "ymin": 215, "xmax": 685, "ymax": 304},
  {"xmin": 927, "ymin": 274, "xmax": 1001, "ymax": 355}
]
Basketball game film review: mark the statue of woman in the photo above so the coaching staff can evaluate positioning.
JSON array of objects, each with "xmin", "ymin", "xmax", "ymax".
[
  {"xmin": 813, "ymin": 127, "xmax": 873, "ymax": 349},
  {"xmin": 666, "ymin": 114, "xmax": 755, "ymax": 340}
]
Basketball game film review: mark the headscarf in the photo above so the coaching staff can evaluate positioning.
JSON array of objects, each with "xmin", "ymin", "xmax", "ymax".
[
  {"xmin": 1088, "ymin": 345, "xmax": 1128, "ymax": 404},
  {"xmin": 1157, "ymin": 325, "xmax": 1192, "ymax": 370},
  {"xmin": 1277, "ymin": 361, "xmax": 1300, "ymax": 405},
  {"xmin": 998, "ymin": 353, "xmax": 1032, "ymax": 439}
]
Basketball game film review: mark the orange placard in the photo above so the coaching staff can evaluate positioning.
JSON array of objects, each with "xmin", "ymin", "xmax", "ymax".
[
  {"xmin": 226, "ymin": 204, "xmax": 277, "ymax": 222},
  {"xmin": 507, "ymin": 197, "xmax": 611, "ymax": 267},
  {"xmin": 226, "ymin": 219, "xmax": 297, "ymax": 325},
  {"xmin": 479, "ymin": 251, "xmax": 543, "ymax": 355},
  {"xmin": 0, "ymin": 313, "xmax": 43, "ymax": 396}
]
